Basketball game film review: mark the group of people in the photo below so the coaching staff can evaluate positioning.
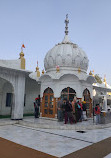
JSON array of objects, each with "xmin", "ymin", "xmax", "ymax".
[
  {"xmin": 33, "ymin": 95, "xmax": 101, "ymax": 124},
  {"xmin": 57, "ymin": 98, "xmax": 87, "ymax": 124}
]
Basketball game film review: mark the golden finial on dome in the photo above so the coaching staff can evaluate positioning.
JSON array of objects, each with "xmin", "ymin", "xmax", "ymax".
[
  {"xmin": 78, "ymin": 67, "xmax": 81, "ymax": 73},
  {"xmin": 92, "ymin": 70, "xmax": 95, "ymax": 77},
  {"xmin": 36, "ymin": 61, "xmax": 40, "ymax": 77},
  {"xmin": 89, "ymin": 70, "xmax": 94, "ymax": 76},
  {"xmin": 103, "ymin": 75, "xmax": 106, "ymax": 82},
  {"xmin": 20, "ymin": 51, "xmax": 24, "ymax": 57},
  {"xmin": 42, "ymin": 69, "xmax": 44, "ymax": 74},
  {"xmin": 19, "ymin": 44, "xmax": 25, "ymax": 69},
  {"xmin": 56, "ymin": 65, "xmax": 60, "ymax": 72},
  {"xmin": 89, "ymin": 70, "xmax": 93, "ymax": 75},
  {"xmin": 103, "ymin": 75, "xmax": 107, "ymax": 87}
]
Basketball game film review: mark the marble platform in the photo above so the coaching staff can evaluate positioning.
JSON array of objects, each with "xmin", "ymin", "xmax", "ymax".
[
  {"xmin": 0, "ymin": 118, "xmax": 18, "ymax": 126},
  {"xmin": 0, "ymin": 117, "xmax": 111, "ymax": 157},
  {"xmin": 18, "ymin": 116, "xmax": 111, "ymax": 130},
  {"xmin": 104, "ymin": 153, "xmax": 111, "ymax": 158}
]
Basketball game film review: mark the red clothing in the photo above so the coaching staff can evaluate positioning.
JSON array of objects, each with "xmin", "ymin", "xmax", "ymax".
[
  {"xmin": 35, "ymin": 97, "xmax": 39, "ymax": 100},
  {"xmin": 79, "ymin": 103, "xmax": 83, "ymax": 110},
  {"xmin": 71, "ymin": 101, "xmax": 75, "ymax": 112},
  {"xmin": 94, "ymin": 106, "xmax": 101, "ymax": 115}
]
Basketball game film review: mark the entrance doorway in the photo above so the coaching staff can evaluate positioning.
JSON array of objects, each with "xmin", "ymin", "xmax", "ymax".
[
  {"xmin": 61, "ymin": 87, "xmax": 76, "ymax": 101},
  {"xmin": 0, "ymin": 77, "xmax": 14, "ymax": 118},
  {"xmin": 42, "ymin": 88, "xmax": 55, "ymax": 118},
  {"xmin": 83, "ymin": 88, "xmax": 92, "ymax": 117}
]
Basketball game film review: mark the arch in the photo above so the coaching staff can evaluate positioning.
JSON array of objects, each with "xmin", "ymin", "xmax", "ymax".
[
  {"xmin": 39, "ymin": 74, "xmax": 52, "ymax": 82},
  {"xmin": 0, "ymin": 69, "xmax": 26, "ymax": 119},
  {"xmin": 61, "ymin": 87, "xmax": 76, "ymax": 101},
  {"xmin": 44, "ymin": 87, "xmax": 53, "ymax": 94},
  {"xmin": 0, "ymin": 73, "xmax": 14, "ymax": 87},
  {"xmin": 83, "ymin": 88, "xmax": 90, "ymax": 96},
  {"xmin": 59, "ymin": 74, "xmax": 79, "ymax": 81},
  {"xmin": 0, "ymin": 77, "xmax": 14, "ymax": 117},
  {"xmin": 83, "ymin": 88, "xmax": 92, "ymax": 117}
]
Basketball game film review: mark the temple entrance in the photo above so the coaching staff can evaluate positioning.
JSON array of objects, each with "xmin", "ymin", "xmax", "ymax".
[
  {"xmin": 0, "ymin": 77, "xmax": 14, "ymax": 118},
  {"xmin": 83, "ymin": 88, "xmax": 92, "ymax": 117},
  {"xmin": 61, "ymin": 87, "xmax": 76, "ymax": 100},
  {"xmin": 42, "ymin": 88, "xmax": 55, "ymax": 118}
]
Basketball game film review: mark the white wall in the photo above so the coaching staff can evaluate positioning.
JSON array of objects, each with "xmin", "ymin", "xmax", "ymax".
[
  {"xmin": 40, "ymin": 74, "xmax": 93, "ymax": 99},
  {"xmin": 24, "ymin": 77, "xmax": 40, "ymax": 114},
  {"xmin": 0, "ymin": 68, "xmax": 26, "ymax": 119},
  {"xmin": 0, "ymin": 81, "xmax": 13, "ymax": 115}
]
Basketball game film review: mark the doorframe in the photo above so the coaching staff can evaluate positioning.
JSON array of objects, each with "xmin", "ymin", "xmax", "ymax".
[
  {"xmin": 83, "ymin": 88, "xmax": 92, "ymax": 117},
  {"xmin": 42, "ymin": 88, "xmax": 55, "ymax": 118}
]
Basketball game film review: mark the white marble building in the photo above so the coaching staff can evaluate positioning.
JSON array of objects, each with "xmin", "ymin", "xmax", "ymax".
[
  {"xmin": 0, "ymin": 50, "xmax": 40, "ymax": 119},
  {"xmin": 0, "ymin": 15, "xmax": 111, "ymax": 119},
  {"xmin": 30, "ymin": 15, "xmax": 96, "ymax": 118}
]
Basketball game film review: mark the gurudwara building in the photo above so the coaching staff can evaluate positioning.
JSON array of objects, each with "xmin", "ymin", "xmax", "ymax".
[{"xmin": 0, "ymin": 15, "xmax": 111, "ymax": 119}]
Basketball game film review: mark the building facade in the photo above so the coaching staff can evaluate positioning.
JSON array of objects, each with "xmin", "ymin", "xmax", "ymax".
[
  {"xmin": 0, "ymin": 15, "xmax": 111, "ymax": 119},
  {"xmin": 30, "ymin": 15, "xmax": 96, "ymax": 118}
]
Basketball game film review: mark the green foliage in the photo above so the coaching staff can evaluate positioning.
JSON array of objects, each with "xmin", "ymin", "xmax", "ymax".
[
  {"xmin": 95, "ymin": 74, "xmax": 102, "ymax": 84},
  {"xmin": 0, "ymin": 115, "xmax": 11, "ymax": 119},
  {"xmin": 23, "ymin": 113, "xmax": 34, "ymax": 117}
]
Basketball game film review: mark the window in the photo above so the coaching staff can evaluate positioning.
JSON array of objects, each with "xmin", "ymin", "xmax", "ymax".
[
  {"xmin": 6, "ymin": 93, "xmax": 12, "ymax": 107},
  {"xmin": 61, "ymin": 87, "xmax": 76, "ymax": 100},
  {"xmin": 44, "ymin": 88, "xmax": 53, "ymax": 94}
]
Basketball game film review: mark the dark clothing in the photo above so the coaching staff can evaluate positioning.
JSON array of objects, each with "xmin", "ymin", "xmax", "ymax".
[
  {"xmin": 82, "ymin": 103, "xmax": 86, "ymax": 111},
  {"xmin": 34, "ymin": 100, "xmax": 40, "ymax": 118},
  {"xmin": 75, "ymin": 102, "xmax": 81, "ymax": 122},
  {"xmin": 64, "ymin": 101, "xmax": 72, "ymax": 112},
  {"xmin": 64, "ymin": 101, "xmax": 73, "ymax": 124},
  {"xmin": 35, "ymin": 106, "xmax": 39, "ymax": 118},
  {"xmin": 65, "ymin": 112, "xmax": 73, "ymax": 124}
]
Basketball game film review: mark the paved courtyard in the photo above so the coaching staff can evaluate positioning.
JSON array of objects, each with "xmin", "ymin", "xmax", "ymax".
[{"xmin": 0, "ymin": 117, "xmax": 111, "ymax": 157}]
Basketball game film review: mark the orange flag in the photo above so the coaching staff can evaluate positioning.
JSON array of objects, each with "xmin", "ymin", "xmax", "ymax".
[{"xmin": 22, "ymin": 44, "xmax": 25, "ymax": 48}]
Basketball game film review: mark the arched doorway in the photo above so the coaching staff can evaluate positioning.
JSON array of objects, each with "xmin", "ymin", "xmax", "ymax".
[
  {"xmin": 42, "ymin": 87, "xmax": 55, "ymax": 118},
  {"xmin": 0, "ymin": 77, "xmax": 14, "ymax": 118},
  {"xmin": 61, "ymin": 87, "xmax": 76, "ymax": 101},
  {"xmin": 83, "ymin": 88, "xmax": 92, "ymax": 117}
]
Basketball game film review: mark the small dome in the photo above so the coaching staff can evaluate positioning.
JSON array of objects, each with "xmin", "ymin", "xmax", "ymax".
[{"xmin": 44, "ymin": 35, "xmax": 89, "ymax": 73}]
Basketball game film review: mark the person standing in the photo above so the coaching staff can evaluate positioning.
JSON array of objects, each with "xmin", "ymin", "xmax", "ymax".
[
  {"xmin": 94, "ymin": 104, "xmax": 101, "ymax": 124},
  {"xmin": 71, "ymin": 98, "xmax": 77, "ymax": 123},
  {"xmin": 82, "ymin": 101, "xmax": 87, "ymax": 121},
  {"xmin": 64, "ymin": 100, "xmax": 73, "ymax": 124},
  {"xmin": 79, "ymin": 101, "xmax": 83, "ymax": 122},
  {"xmin": 34, "ymin": 96, "xmax": 40, "ymax": 118},
  {"xmin": 75, "ymin": 100, "xmax": 81, "ymax": 122},
  {"xmin": 57, "ymin": 99, "xmax": 63, "ymax": 121}
]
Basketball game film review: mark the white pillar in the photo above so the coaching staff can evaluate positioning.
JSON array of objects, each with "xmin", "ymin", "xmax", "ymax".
[
  {"xmin": 103, "ymin": 94, "xmax": 107, "ymax": 112},
  {"xmin": 11, "ymin": 74, "xmax": 25, "ymax": 119}
]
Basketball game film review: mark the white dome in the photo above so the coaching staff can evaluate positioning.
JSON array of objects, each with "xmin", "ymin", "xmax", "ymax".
[{"xmin": 44, "ymin": 35, "xmax": 89, "ymax": 73}]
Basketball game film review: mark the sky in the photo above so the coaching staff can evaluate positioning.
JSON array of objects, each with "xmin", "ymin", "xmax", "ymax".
[{"xmin": 0, "ymin": 0, "xmax": 111, "ymax": 85}]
